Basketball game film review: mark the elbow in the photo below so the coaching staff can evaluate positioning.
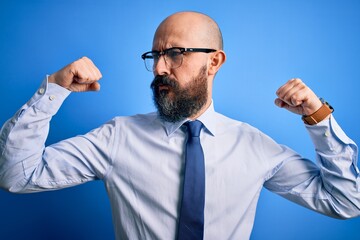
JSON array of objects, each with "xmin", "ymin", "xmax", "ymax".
[
  {"xmin": 0, "ymin": 181, "xmax": 19, "ymax": 193},
  {"xmin": 332, "ymin": 212, "xmax": 359, "ymax": 220},
  {"xmin": 333, "ymin": 212, "xmax": 360, "ymax": 220},
  {"xmin": 0, "ymin": 173, "xmax": 13, "ymax": 192},
  {"xmin": 0, "ymin": 183, "xmax": 28, "ymax": 194},
  {"xmin": 330, "ymin": 200, "xmax": 360, "ymax": 220},
  {"xmin": 341, "ymin": 208, "xmax": 360, "ymax": 219},
  {"xmin": 0, "ymin": 175, "xmax": 27, "ymax": 194}
]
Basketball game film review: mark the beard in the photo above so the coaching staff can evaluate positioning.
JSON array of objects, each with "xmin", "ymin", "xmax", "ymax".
[{"xmin": 150, "ymin": 66, "xmax": 208, "ymax": 123}]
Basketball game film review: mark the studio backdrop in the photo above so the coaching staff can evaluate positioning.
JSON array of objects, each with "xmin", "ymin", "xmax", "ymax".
[{"xmin": 0, "ymin": 0, "xmax": 359, "ymax": 239}]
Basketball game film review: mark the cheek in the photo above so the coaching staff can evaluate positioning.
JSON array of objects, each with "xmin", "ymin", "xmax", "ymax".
[
  {"xmin": 172, "ymin": 56, "xmax": 209, "ymax": 85},
  {"xmin": 187, "ymin": 56, "xmax": 209, "ymax": 74},
  {"xmin": 170, "ymin": 69, "xmax": 189, "ymax": 87},
  {"xmin": 174, "ymin": 73, "xmax": 193, "ymax": 88},
  {"xmin": 173, "ymin": 66, "xmax": 197, "ymax": 84}
]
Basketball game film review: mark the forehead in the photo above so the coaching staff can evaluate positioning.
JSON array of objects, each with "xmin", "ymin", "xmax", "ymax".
[
  {"xmin": 152, "ymin": 28, "xmax": 190, "ymax": 51},
  {"xmin": 152, "ymin": 17, "xmax": 205, "ymax": 50}
]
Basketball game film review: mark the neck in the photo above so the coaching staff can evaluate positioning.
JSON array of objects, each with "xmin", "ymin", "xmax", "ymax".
[{"xmin": 188, "ymin": 99, "xmax": 212, "ymax": 120}]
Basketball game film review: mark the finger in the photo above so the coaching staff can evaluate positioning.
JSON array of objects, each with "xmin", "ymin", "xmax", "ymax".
[
  {"xmin": 81, "ymin": 57, "xmax": 102, "ymax": 80},
  {"xmin": 274, "ymin": 97, "xmax": 303, "ymax": 115},
  {"xmin": 274, "ymin": 98, "xmax": 286, "ymax": 108},
  {"xmin": 87, "ymin": 82, "xmax": 101, "ymax": 91},
  {"xmin": 67, "ymin": 81, "xmax": 101, "ymax": 92},
  {"xmin": 276, "ymin": 78, "xmax": 302, "ymax": 98},
  {"xmin": 73, "ymin": 58, "xmax": 94, "ymax": 83},
  {"xmin": 282, "ymin": 84, "xmax": 307, "ymax": 107},
  {"xmin": 72, "ymin": 57, "xmax": 102, "ymax": 83},
  {"xmin": 274, "ymin": 98, "xmax": 299, "ymax": 109},
  {"xmin": 276, "ymin": 78, "xmax": 306, "ymax": 106}
]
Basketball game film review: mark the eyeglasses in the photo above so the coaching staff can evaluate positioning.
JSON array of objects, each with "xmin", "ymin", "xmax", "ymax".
[{"xmin": 141, "ymin": 47, "xmax": 217, "ymax": 72}]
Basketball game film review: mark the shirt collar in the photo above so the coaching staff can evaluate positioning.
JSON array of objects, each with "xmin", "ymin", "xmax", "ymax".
[{"xmin": 162, "ymin": 101, "xmax": 217, "ymax": 137}]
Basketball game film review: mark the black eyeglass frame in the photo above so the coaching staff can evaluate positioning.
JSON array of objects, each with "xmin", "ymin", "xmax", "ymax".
[{"xmin": 141, "ymin": 47, "xmax": 217, "ymax": 71}]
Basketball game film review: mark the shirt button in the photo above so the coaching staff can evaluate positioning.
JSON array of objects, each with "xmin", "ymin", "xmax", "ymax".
[
  {"xmin": 38, "ymin": 88, "xmax": 45, "ymax": 95},
  {"xmin": 49, "ymin": 95, "xmax": 55, "ymax": 101},
  {"xmin": 324, "ymin": 131, "xmax": 330, "ymax": 137}
]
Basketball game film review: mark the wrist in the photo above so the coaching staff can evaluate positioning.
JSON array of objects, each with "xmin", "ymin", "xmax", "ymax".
[
  {"xmin": 302, "ymin": 98, "xmax": 334, "ymax": 125},
  {"xmin": 47, "ymin": 74, "xmax": 56, "ymax": 84}
]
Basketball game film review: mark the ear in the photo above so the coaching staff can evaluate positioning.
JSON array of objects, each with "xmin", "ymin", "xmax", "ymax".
[{"xmin": 208, "ymin": 50, "xmax": 226, "ymax": 76}]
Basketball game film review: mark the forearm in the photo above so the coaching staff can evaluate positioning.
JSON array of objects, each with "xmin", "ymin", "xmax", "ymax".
[
  {"xmin": 264, "ymin": 116, "xmax": 360, "ymax": 218},
  {"xmin": 0, "ymin": 76, "xmax": 70, "ymax": 192},
  {"xmin": 305, "ymin": 116, "xmax": 360, "ymax": 217}
]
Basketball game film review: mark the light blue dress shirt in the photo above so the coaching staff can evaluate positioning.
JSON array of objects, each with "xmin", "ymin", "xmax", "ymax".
[{"xmin": 1, "ymin": 77, "xmax": 360, "ymax": 240}]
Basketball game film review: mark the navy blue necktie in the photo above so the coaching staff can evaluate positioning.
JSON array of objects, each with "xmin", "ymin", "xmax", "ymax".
[{"xmin": 178, "ymin": 120, "xmax": 205, "ymax": 240}]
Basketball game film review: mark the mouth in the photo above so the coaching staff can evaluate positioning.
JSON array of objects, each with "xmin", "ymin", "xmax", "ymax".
[
  {"xmin": 151, "ymin": 75, "xmax": 177, "ymax": 96},
  {"xmin": 158, "ymin": 84, "xmax": 170, "ymax": 92},
  {"xmin": 157, "ymin": 84, "xmax": 173, "ymax": 95}
]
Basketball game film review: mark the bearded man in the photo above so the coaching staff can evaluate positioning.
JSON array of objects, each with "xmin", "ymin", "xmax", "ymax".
[{"xmin": 0, "ymin": 11, "xmax": 359, "ymax": 240}]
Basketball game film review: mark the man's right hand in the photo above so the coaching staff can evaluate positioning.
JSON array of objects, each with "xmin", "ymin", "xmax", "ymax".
[{"xmin": 48, "ymin": 57, "xmax": 102, "ymax": 92}]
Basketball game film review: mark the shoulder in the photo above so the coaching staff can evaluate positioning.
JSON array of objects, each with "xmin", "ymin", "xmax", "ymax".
[
  {"xmin": 112, "ymin": 112, "xmax": 158, "ymax": 125},
  {"xmin": 214, "ymin": 111, "xmax": 262, "ymax": 136},
  {"xmin": 215, "ymin": 112, "xmax": 288, "ymax": 158},
  {"xmin": 111, "ymin": 112, "xmax": 164, "ymax": 132}
]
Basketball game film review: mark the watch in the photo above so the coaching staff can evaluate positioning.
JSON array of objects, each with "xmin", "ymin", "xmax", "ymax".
[{"xmin": 302, "ymin": 98, "xmax": 334, "ymax": 125}]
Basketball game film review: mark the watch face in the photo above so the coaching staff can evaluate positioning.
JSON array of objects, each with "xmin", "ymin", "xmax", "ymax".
[{"xmin": 319, "ymin": 98, "xmax": 334, "ymax": 113}]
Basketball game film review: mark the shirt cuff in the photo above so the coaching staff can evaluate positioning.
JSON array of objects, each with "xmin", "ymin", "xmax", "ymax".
[
  {"xmin": 305, "ymin": 115, "xmax": 357, "ymax": 154},
  {"xmin": 24, "ymin": 75, "xmax": 71, "ymax": 116}
]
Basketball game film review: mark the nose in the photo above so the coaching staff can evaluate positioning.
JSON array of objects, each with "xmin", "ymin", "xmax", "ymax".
[{"xmin": 153, "ymin": 55, "xmax": 170, "ymax": 76}]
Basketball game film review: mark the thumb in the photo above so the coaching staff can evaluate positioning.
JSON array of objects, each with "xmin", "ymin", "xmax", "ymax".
[
  {"xmin": 274, "ymin": 98, "xmax": 286, "ymax": 108},
  {"xmin": 88, "ymin": 82, "xmax": 101, "ymax": 91}
]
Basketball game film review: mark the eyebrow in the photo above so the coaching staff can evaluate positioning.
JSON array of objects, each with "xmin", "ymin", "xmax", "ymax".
[{"xmin": 152, "ymin": 43, "xmax": 183, "ymax": 51}]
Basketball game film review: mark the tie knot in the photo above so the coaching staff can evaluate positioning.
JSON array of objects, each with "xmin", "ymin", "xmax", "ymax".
[{"xmin": 185, "ymin": 120, "xmax": 203, "ymax": 137}]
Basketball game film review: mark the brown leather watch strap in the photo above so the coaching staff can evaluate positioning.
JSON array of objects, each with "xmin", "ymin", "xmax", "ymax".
[{"xmin": 302, "ymin": 101, "xmax": 334, "ymax": 125}]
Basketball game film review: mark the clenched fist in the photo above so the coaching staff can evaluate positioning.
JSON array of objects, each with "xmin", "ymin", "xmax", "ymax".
[
  {"xmin": 275, "ymin": 78, "xmax": 323, "ymax": 116},
  {"xmin": 48, "ymin": 57, "xmax": 102, "ymax": 92}
]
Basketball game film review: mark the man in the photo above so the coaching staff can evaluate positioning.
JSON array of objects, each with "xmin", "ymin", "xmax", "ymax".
[{"xmin": 0, "ymin": 11, "xmax": 359, "ymax": 240}]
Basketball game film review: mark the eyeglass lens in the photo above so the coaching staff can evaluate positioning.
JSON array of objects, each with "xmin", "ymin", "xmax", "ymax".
[{"xmin": 144, "ymin": 48, "xmax": 183, "ymax": 71}]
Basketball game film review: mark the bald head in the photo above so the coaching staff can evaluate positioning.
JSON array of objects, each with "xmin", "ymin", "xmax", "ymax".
[{"xmin": 153, "ymin": 11, "xmax": 223, "ymax": 50}]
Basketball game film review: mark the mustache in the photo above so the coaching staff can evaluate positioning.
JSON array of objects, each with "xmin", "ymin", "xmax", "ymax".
[{"xmin": 150, "ymin": 75, "xmax": 178, "ymax": 90}]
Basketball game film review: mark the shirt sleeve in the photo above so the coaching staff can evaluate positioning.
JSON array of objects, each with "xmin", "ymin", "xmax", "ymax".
[
  {"xmin": 263, "ymin": 116, "xmax": 360, "ymax": 219},
  {"xmin": 0, "ymin": 76, "xmax": 115, "ymax": 193}
]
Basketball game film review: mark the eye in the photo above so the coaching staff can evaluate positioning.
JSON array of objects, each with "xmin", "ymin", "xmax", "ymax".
[
  {"xmin": 167, "ymin": 49, "xmax": 182, "ymax": 58},
  {"xmin": 152, "ymin": 52, "xmax": 161, "ymax": 60}
]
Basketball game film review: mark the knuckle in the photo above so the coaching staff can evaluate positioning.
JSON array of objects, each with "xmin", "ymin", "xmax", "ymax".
[
  {"xmin": 70, "ymin": 60, "xmax": 80, "ymax": 70},
  {"xmin": 293, "ymin": 78, "xmax": 302, "ymax": 84},
  {"xmin": 291, "ymin": 93, "xmax": 299, "ymax": 101}
]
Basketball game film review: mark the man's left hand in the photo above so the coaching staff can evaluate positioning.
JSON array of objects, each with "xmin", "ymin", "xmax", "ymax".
[{"xmin": 275, "ymin": 78, "xmax": 323, "ymax": 116}]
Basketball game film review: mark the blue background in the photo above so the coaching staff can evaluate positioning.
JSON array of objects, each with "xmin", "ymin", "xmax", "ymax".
[{"xmin": 1, "ymin": 0, "xmax": 359, "ymax": 239}]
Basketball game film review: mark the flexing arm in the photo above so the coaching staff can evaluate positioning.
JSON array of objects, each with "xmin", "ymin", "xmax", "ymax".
[
  {"xmin": 0, "ymin": 57, "xmax": 109, "ymax": 193},
  {"xmin": 266, "ymin": 78, "xmax": 360, "ymax": 218}
]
